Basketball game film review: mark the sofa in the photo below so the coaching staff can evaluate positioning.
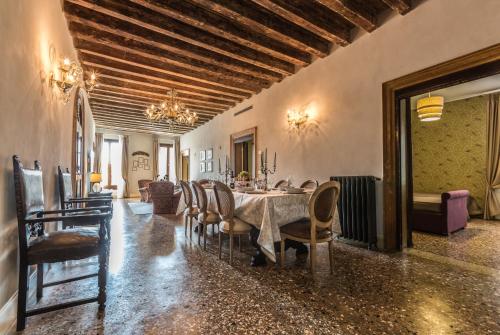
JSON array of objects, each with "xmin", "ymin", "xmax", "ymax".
[
  {"xmin": 149, "ymin": 181, "xmax": 182, "ymax": 214},
  {"xmin": 413, "ymin": 190, "xmax": 469, "ymax": 235}
]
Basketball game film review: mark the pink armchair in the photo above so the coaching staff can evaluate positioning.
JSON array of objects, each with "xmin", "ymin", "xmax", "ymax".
[{"xmin": 149, "ymin": 181, "xmax": 182, "ymax": 214}]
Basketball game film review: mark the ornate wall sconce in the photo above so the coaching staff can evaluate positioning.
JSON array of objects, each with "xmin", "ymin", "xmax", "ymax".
[
  {"xmin": 287, "ymin": 107, "xmax": 309, "ymax": 130},
  {"xmin": 85, "ymin": 71, "xmax": 99, "ymax": 93},
  {"xmin": 49, "ymin": 57, "xmax": 82, "ymax": 103}
]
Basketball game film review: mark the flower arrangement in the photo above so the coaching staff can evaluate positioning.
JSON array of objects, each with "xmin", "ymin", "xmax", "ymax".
[{"xmin": 237, "ymin": 171, "xmax": 250, "ymax": 181}]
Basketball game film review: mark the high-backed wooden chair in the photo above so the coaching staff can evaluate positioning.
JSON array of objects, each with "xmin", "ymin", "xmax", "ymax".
[
  {"xmin": 192, "ymin": 181, "xmax": 220, "ymax": 250},
  {"xmin": 274, "ymin": 180, "xmax": 287, "ymax": 188},
  {"xmin": 280, "ymin": 181, "xmax": 340, "ymax": 274},
  {"xmin": 13, "ymin": 156, "xmax": 111, "ymax": 331},
  {"xmin": 300, "ymin": 179, "xmax": 319, "ymax": 190},
  {"xmin": 213, "ymin": 181, "xmax": 252, "ymax": 264},
  {"xmin": 180, "ymin": 180, "xmax": 198, "ymax": 239},
  {"xmin": 58, "ymin": 166, "xmax": 113, "ymax": 230}
]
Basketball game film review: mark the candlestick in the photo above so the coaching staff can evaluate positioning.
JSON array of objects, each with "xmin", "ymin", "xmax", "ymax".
[
  {"xmin": 265, "ymin": 148, "xmax": 268, "ymax": 164},
  {"xmin": 218, "ymin": 157, "xmax": 221, "ymax": 173},
  {"xmin": 273, "ymin": 152, "xmax": 276, "ymax": 170}
]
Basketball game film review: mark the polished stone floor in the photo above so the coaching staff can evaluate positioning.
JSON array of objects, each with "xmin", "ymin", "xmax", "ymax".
[
  {"xmin": 412, "ymin": 219, "xmax": 500, "ymax": 270},
  {"xmin": 19, "ymin": 200, "xmax": 500, "ymax": 334}
]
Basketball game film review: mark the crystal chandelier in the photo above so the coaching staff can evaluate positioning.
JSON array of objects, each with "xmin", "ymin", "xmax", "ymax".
[{"xmin": 144, "ymin": 89, "xmax": 198, "ymax": 126}]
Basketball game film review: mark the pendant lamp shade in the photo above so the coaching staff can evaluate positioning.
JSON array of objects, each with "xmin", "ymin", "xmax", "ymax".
[{"xmin": 417, "ymin": 95, "xmax": 444, "ymax": 122}]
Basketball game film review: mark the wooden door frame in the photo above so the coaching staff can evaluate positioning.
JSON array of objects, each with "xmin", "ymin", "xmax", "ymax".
[
  {"xmin": 230, "ymin": 127, "xmax": 257, "ymax": 177},
  {"xmin": 382, "ymin": 43, "xmax": 500, "ymax": 251},
  {"xmin": 72, "ymin": 87, "xmax": 86, "ymax": 196},
  {"xmin": 181, "ymin": 148, "xmax": 190, "ymax": 181}
]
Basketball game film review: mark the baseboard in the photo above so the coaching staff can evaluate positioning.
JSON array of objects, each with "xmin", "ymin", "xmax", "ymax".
[{"xmin": 0, "ymin": 269, "xmax": 42, "ymax": 334}]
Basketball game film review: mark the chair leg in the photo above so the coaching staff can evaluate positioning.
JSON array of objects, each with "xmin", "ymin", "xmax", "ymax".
[
  {"xmin": 16, "ymin": 264, "xmax": 28, "ymax": 331},
  {"xmin": 184, "ymin": 215, "xmax": 187, "ymax": 236},
  {"xmin": 203, "ymin": 223, "xmax": 208, "ymax": 250},
  {"xmin": 328, "ymin": 240, "xmax": 334, "ymax": 274},
  {"xmin": 36, "ymin": 263, "xmax": 43, "ymax": 301},
  {"xmin": 97, "ymin": 230, "xmax": 109, "ymax": 311},
  {"xmin": 198, "ymin": 222, "xmax": 202, "ymax": 246},
  {"xmin": 310, "ymin": 244, "xmax": 317, "ymax": 274},
  {"xmin": 189, "ymin": 217, "xmax": 193, "ymax": 240},
  {"xmin": 218, "ymin": 231, "xmax": 222, "ymax": 260},
  {"xmin": 280, "ymin": 239, "xmax": 285, "ymax": 268},
  {"xmin": 238, "ymin": 235, "xmax": 242, "ymax": 252},
  {"xmin": 229, "ymin": 233, "xmax": 234, "ymax": 265}
]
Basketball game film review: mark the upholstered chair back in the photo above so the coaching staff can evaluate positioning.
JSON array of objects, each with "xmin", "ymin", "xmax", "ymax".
[
  {"xmin": 198, "ymin": 179, "xmax": 210, "ymax": 185},
  {"xmin": 191, "ymin": 181, "xmax": 207, "ymax": 214},
  {"xmin": 213, "ymin": 181, "xmax": 235, "ymax": 221},
  {"xmin": 57, "ymin": 166, "xmax": 73, "ymax": 208},
  {"xmin": 180, "ymin": 180, "xmax": 193, "ymax": 208},
  {"xmin": 309, "ymin": 181, "xmax": 340, "ymax": 231},
  {"xmin": 274, "ymin": 180, "xmax": 287, "ymax": 188},
  {"xmin": 300, "ymin": 179, "xmax": 319, "ymax": 190}
]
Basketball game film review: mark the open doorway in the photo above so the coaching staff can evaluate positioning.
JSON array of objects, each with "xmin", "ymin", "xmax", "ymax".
[
  {"xmin": 101, "ymin": 136, "xmax": 123, "ymax": 197},
  {"xmin": 230, "ymin": 127, "xmax": 257, "ymax": 179},
  {"xmin": 181, "ymin": 149, "xmax": 190, "ymax": 181}
]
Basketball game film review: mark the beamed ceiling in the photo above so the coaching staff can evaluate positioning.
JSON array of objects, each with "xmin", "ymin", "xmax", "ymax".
[{"xmin": 63, "ymin": 0, "xmax": 413, "ymax": 135}]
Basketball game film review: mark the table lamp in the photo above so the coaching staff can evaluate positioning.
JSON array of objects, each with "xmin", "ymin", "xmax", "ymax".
[{"xmin": 90, "ymin": 172, "xmax": 102, "ymax": 193}]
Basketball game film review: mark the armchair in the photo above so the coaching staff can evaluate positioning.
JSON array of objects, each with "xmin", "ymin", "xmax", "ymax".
[
  {"xmin": 149, "ymin": 181, "xmax": 182, "ymax": 214},
  {"xmin": 138, "ymin": 179, "xmax": 153, "ymax": 202},
  {"xmin": 13, "ymin": 156, "xmax": 111, "ymax": 331}
]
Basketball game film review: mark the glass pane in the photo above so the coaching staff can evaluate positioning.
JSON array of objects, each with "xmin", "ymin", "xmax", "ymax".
[
  {"xmin": 101, "ymin": 142, "xmax": 110, "ymax": 186},
  {"xmin": 158, "ymin": 146, "xmax": 168, "ymax": 179},
  {"xmin": 110, "ymin": 141, "xmax": 122, "ymax": 186},
  {"xmin": 169, "ymin": 148, "xmax": 175, "ymax": 182}
]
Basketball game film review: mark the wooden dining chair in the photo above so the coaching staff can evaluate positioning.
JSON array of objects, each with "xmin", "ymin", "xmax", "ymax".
[
  {"xmin": 180, "ymin": 180, "xmax": 198, "ymax": 239},
  {"xmin": 300, "ymin": 179, "xmax": 319, "ymax": 190},
  {"xmin": 274, "ymin": 179, "xmax": 287, "ymax": 188},
  {"xmin": 13, "ymin": 156, "xmax": 111, "ymax": 331},
  {"xmin": 191, "ymin": 181, "xmax": 220, "ymax": 250},
  {"xmin": 213, "ymin": 181, "xmax": 252, "ymax": 264},
  {"xmin": 280, "ymin": 181, "xmax": 340, "ymax": 274}
]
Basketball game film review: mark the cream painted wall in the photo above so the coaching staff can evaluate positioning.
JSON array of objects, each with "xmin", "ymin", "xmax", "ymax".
[
  {"xmin": 181, "ymin": 0, "xmax": 500, "ymax": 239},
  {"xmin": 0, "ymin": 0, "xmax": 95, "ymax": 316}
]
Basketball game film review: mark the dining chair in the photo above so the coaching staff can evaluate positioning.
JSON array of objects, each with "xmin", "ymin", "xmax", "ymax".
[
  {"xmin": 180, "ymin": 180, "xmax": 198, "ymax": 239},
  {"xmin": 274, "ymin": 179, "xmax": 287, "ymax": 188},
  {"xmin": 280, "ymin": 180, "xmax": 340, "ymax": 274},
  {"xmin": 191, "ymin": 181, "xmax": 220, "ymax": 250},
  {"xmin": 213, "ymin": 181, "xmax": 252, "ymax": 264},
  {"xmin": 198, "ymin": 178, "xmax": 210, "ymax": 185},
  {"xmin": 300, "ymin": 179, "xmax": 319, "ymax": 190},
  {"xmin": 13, "ymin": 156, "xmax": 111, "ymax": 331}
]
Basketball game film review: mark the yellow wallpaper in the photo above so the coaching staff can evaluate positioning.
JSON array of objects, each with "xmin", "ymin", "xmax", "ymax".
[{"xmin": 412, "ymin": 96, "xmax": 487, "ymax": 210}]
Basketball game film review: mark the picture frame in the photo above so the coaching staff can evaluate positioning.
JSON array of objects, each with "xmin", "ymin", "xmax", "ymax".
[
  {"xmin": 206, "ymin": 161, "xmax": 213, "ymax": 172},
  {"xmin": 200, "ymin": 162, "xmax": 205, "ymax": 173},
  {"xmin": 200, "ymin": 150, "xmax": 206, "ymax": 161},
  {"xmin": 206, "ymin": 148, "xmax": 213, "ymax": 160}
]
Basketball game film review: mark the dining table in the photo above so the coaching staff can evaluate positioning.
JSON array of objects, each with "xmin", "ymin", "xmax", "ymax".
[{"xmin": 177, "ymin": 186, "xmax": 339, "ymax": 263}]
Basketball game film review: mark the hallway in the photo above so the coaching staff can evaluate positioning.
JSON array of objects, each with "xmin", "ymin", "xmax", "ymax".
[{"xmin": 21, "ymin": 201, "xmax": 500, "ymax": 334}]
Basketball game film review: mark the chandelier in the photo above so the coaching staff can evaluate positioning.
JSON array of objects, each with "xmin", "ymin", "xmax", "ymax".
[{"xmin": 144, "ymin": 89, "xmax": 198, "ymax": 126}]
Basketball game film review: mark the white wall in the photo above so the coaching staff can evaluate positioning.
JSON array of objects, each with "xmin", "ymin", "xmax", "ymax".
[
  {"xmin": 181, "ymin": 0, "xmax": 500, "ymax": 237},
  {"xmin": 0, "ymin": 0, "xmax": 95, "ymax": 324}
]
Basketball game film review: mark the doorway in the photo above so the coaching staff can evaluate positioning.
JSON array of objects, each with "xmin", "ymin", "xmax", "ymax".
[
  {"xmin": 230, "ymin": 127, "xmax": 257, "ymax": 179},
  {"xmin": 181, "ymin": 149, "xmax": 190, "ymax": 181},
  {"xmin": 382, "ymin": 44, "xmax": 500, "ymax": 251},
  {"xmin": 72, "ymin": 89, "xmax": 85, "ymax": 197}
]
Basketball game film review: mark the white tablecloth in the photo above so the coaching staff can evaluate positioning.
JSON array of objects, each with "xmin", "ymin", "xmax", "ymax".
[{"xmin": 177, "ymin": 188, "xmax": 338, "ymax": 262}]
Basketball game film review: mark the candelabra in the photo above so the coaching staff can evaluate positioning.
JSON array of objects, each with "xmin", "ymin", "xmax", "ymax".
[
  {"xmin": 260, "ymin": 162, "xmax": 276, "ymax": 190},
  {"xmin": 219, "ymin": 167, "xmax": 234, "ymax": 185}
]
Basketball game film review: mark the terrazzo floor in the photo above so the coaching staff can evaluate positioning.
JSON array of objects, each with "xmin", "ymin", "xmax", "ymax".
[{"xmin": 18, "ymin": 200, "xmax": 500, "ymax": 334}]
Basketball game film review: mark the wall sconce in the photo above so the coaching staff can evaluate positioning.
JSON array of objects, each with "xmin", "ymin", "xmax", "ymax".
[
  {"xmin": 287, "ymin": 107, "xmax": 309, "ymax": 130},
  {"xmin": 49, "ymin": 57, "xmax": 82, "ymax": 103},
  {"xmin": 85, "ymin": 71, "xmax": 99, "ymax": 93}
]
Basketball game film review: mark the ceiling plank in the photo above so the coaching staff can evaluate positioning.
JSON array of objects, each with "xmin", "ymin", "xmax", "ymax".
[
  {"xmin": 94, "ymin": 121, "xmax": 187, "ymax": 134},
  {"xmin": 65, "ymin": 0, "xmax": 296, "ymax": 75},
  {"xmin": 97, "ymin": 124, "xmax": 183, "ymax": 135},
  {"xmin": 190, "ymin": 0, "xmax": 332, "ymax": 56},
  {"xmin": 90, "ymin": 101, "xmax": 218, "ymax": 118},
  {"xmin": 251, "ymin": 0, "xmax": 352, "ymax": 44},
  {"xmin": 64, "ymin": 13, "xmax": 283, "ymax": 82},
  {"xmin": 131, "ymin": 0, "xmax": 311, "ymax": 66},
  {"xmin": 315, "ymin": 0, "xmax": 377, "ymax": 32},
  {"xmin": 92, "ymin": 112, "xmax": 205, "ymax": 128},
  {"xmin": 380, "ymin": 0, "xmax": 411, "ymax": 15}
]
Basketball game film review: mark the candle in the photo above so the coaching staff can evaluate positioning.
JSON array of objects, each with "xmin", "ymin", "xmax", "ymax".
[
  {"xmin": 218, "ymin": 157, "xmax": 221, "ymax": 173},
  {"xmin": 273, "ymin": 152, "xmax": 276, "ymax": 170},
  {"xmin": 259, "ymin": 150, "xmax": 263, "ymax": 169},
  {"xmin": 265, "ymin": 148, "xmax": 268, "ymax": 165}
]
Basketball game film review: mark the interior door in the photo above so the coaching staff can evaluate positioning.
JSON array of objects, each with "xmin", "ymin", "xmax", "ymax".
[
  {"xmin": 73, "ymin": 91, "xmax": 85, "ymax": 198},
  {"xmin": 181, "ymin": 151, "xmax": 190, "ymax": 181}
]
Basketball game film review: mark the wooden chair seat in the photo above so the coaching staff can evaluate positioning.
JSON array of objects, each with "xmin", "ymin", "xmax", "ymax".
[
  {"xmin": 281, "ymin": 219, "xmax": 332, "ymax": 241},
  {"xmin": 219, "ymin": 218, "xmax": 252, "ymax": 233},
  {"xmin": 28, "ymin": 228, "xmax": 99, "ymax": 265}
]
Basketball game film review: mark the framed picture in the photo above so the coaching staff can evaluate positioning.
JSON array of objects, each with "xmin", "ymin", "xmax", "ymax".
[
  {"xmin": 206, "ymin": 148, "xmax": 213, "ymax": 160},
  {"xmin": 200, "ymin": 150, "xmax": 206, "ymax": 161},
  {"xmin": 200, "ymin": 162, "xmax": 206, "ymax": 173},
  {"xmin": 206, "ymin": 161, "xmax": 213, "ymax": 172}
]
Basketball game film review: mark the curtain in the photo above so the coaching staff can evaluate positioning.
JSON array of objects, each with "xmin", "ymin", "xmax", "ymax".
[
  {"xmin": 484, "ymin": 93, "xmax": 500, "ymax": 219},
  {"xmin": 93, "ymin": 132, "xmax": 104, "ymax": 173},
  {"xmin": 153, "ymin": 137, "xmax": 159, "ymax": 180},
  {"xmin": 121, "ymin": 135, "xmax": 130, "ymax": 198},
  {"xmin": 174, "ymin": 137, "xmax": 181, "ymax": 183}
]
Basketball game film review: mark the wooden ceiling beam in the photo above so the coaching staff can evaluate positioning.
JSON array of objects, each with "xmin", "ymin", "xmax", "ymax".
[
  {"xmin": 97, "ymin": 76, "xmax": 235, "ymax": 108},
  {"xmin": 94, "ymin": 120, "xmax": 187, "ymax": 134},
  {"xmin": 92, "ymin": 111, "xmax": 205, "ymax": 128},
  {"xmin": 90, "ymin": 101, "xmax": 218, "ymax": 118},
  {"xmin": 75, "ymin": 39, "xmax": 261, "ymax": 94},
  {"xmin": 315, "ymin": 0, "xmax": 377, "ymax": 32},
  {"xmin": 65, "ymin": 0, "xmax": 295, "ymax": 75},
  {"xmin": 251, "ymin": 0, "xmax": 352, "ymax": 44},
  {"xmin": 64, "ymin": 13, "xmax": 282, "ymax": 82},
  {"xmin": 131, "ymin": 0, "xmax": 311, "ymax": 66},
  {"xmin": 80, "ymin": 55, "xmax": 251, "ymax": 99},
  {"xmin": 380, "ymin": 0, "xmax": 411, "ymax": 15},
  {"xmin": 97, "ymin": 124, "xmax": 184, "ymax": 135},
  {"xmin": 190, "ymin": 0, "xmax": 332, "ymax": 56}
]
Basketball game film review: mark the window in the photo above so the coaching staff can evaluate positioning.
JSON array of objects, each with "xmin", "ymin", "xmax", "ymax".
[
  {"xmin": 158, "ymin": 143, "xmax": 174, "ymax": 181},
  {"xmin": 101, "ymin": 138, "xmax": 122, "ymax": 189}
]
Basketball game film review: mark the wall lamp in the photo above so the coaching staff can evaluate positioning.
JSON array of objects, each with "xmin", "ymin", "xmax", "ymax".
[
  {"xmin": 49, "ymin": 57, "xmax": 82, "ymax": 103},
  {"xmin": 287, "ymin": 107, "xmax": 309, "ymax": 130},
  {"xmin": 85, "ymin": 71, "xmax": 99, "ymax": 93}
]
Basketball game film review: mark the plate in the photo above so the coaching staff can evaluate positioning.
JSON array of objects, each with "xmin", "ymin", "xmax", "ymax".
[{"xmin": 246, "ymin": 190, "xmax": 266, "ymax": 194}]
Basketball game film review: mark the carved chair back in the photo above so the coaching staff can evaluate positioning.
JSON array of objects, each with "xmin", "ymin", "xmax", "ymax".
[
  {"xmin": 58, "ymin": 166, "xmax": 73, "ymax": 209},
  {"xmin": 300, "ymin": 179, "xmax": 319, "ymax": 190},
  {"xmin": 213, "ymin": 181, "xmax": 235, "ymax": 222},
  {"xmin": 180, "ymin": 180, "xmax": 194, "ymax": 208},
  {"xmin": 309, "ymin": 181, "xmax": 341, "ymax": 232},
  {"xmin": 274, "ymin": 180, "xmax": 287, "ymax": 188},
  {"xmin": 191, "ymin": 181, "xmax": 208, "ymax": 214}
]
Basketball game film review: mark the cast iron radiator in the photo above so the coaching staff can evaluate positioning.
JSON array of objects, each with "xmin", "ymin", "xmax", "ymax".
[{"xmin": 330, "ymin": 176, "xmax": 378, "ymax": 249}]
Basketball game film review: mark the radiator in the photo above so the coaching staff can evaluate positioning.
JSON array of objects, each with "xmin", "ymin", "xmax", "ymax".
[{"xmin": 330, "ymin": 176, "xmax": 378, "ymax": 249}]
